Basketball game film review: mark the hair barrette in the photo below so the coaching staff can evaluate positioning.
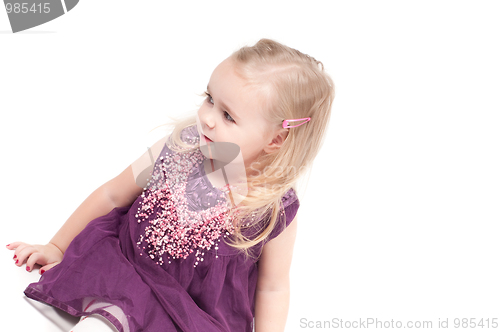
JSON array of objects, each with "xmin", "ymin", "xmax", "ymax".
[{"xmin": 282, "ymin": 117, "xmax": 311, "ymax": 129}]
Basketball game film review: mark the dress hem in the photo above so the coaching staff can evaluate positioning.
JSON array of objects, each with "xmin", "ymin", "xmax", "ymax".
[{"xmin": 24, "ymin": 286, "xmax": 125, "ymax": 332}]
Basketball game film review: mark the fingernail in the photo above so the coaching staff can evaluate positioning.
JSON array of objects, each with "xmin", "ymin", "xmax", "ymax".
[
  {"xmin": 6, "ymin": 244, "xmax": 10, "ymax": 247},
  {"xmin": 13, "ymin": 255, "xmax": 17, "ymax": 259},
  {"xmin": 26, "ymin": 266, "xmax": 31, "ymax": 272},
  {"xmin": 40, "ymin": 269, "xmax": 45, "ymax": 275},
  {"xmin": 15, "ymin": 259, "xmax": 19, "ymax": 264}
]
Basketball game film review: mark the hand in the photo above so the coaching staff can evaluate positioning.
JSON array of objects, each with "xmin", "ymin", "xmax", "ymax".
[{"xmin": 6, "ymin": 242, "xmax": 64, "ymax": 275}]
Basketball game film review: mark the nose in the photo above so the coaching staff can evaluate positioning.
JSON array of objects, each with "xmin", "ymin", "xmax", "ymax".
[{"xmin": 199, "ymin": 107, "xmax": 216, "ymax": 131}]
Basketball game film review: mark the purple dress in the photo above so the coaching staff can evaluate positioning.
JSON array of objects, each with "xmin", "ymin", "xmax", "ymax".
[{"xmin": 24, "ymin": 126, "xmax": 300, "ymax": 332}]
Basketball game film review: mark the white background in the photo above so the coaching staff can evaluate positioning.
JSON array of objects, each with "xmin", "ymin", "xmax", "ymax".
[{"xmin": 1, "ymin": 1, "xmax": 499, "ymax": 331}]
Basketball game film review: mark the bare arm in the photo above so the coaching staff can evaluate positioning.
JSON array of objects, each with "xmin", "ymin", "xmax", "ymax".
[
  {"xmin": 254, "ymin": 217, "xmax": 298, "ymax": 332},
  {"xmin": 7, "ymin": 135, "xmax": 168, "ymax": 273}
]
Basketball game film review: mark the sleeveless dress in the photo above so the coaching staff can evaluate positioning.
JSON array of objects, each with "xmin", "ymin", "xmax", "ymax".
[{"xmin": 24, "ymin": 125, "xmax": 300, "ymax": 332}]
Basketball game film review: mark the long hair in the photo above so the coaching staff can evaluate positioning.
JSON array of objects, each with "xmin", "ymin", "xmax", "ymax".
[{"xmin": 167, "ymin": 39, "xmax": 335, "ymax": 258}]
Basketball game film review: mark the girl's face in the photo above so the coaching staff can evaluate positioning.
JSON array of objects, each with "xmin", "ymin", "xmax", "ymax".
[{"xmin": 197, "ymin": 57, "xmax": 285, "ymax": 168}]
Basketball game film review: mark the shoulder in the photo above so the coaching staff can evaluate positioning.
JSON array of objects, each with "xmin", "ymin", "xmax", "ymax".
[
  {"xmin": 179, "ymin": 125, "xmax": 200, "ymax": 145},
  {"xmin": 131, "ymin": 135, "xmax": 169, "ymax": 189},
  {"xmin": 281, "ymin": 187, "xmax": 300, "ymax": 211},
  {"xmin": 267, "ymin": 188, "xmax": 300, "ymax": 241},
  {"xmin": 281, "ymin": 187, "xmax": 300, "ymax": 224},
  {"xmin": 132, "ymin": 125, "xmax": 200, "ymax": 189}
]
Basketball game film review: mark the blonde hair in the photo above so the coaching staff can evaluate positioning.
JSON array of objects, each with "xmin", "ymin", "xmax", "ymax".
[{"xmin": 167, "ymin": 38, "xmax": 335, "ymax": 258}]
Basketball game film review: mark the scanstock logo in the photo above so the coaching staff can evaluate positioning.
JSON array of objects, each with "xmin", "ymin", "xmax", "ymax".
[{"xmin": 3, "ymin": 0, "xmax": 78, "ymax": 33}]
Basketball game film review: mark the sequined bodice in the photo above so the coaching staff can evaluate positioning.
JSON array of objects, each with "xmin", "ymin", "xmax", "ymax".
[{"xmin": 134, "ymin": 137, "xmax": 236, "ymax": 267}]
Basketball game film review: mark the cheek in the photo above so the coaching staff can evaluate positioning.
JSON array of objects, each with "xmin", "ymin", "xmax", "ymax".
[
  {"xmin": 240, "ymin": 140, "xmax": 260, "ymax": 157},
  {"xmin": 197, "ymin": 105, "xmax": 206, "ymax": 117},
  {"xmin": 198, "ymin": 101, "xmax": 213, "ymax": 114}
]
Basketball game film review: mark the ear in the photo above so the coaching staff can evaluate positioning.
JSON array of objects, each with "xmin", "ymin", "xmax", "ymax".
[{"xmin": 263, "ymin": 128, "xmax": 289, "ymax": 154}]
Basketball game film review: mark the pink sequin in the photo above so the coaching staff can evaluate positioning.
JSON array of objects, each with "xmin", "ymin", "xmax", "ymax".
[{"xmin": 135, "ymin": 147, "xmax": 235, "ymax": 267}]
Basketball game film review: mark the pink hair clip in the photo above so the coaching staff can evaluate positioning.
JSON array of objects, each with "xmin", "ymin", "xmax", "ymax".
[{"xmin": 282, "ymin": 117, "xmax": 311, "ymax": 129}]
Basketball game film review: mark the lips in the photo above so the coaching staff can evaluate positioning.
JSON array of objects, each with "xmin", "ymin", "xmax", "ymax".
[{"xmin": 204, "ymin": 135, "xmax": 213, "ymax": 143}]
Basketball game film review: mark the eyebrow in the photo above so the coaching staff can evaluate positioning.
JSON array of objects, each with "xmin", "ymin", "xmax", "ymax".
[{"xmin": 207, "ymin": 85, "xmax": 240, "ymax": 121}]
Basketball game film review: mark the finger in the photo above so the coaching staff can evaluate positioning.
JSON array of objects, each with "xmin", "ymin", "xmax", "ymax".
[
  {"xmin": 16, "ymin": 245, "xmax": 37, "ymax": 267},
  {"xmin": 26, "ymin": 252, "xmax": 44, "ymax": 272},
  {"xmin": 11, "ymin": 243, "xmax": 29, "ymax": 263},
  {"xmin": 13, "ymin": 243, "xmax": 29, "ymax": 260},
  {"xmin": 7, "ymin": 242, "xmax": 26, "ymax": 254},
  {"xmin": 40, "ymin": 262, "xmax": 60, "ymax": 275},
  {"xmin": 6, "ymin": 242, "xmax": 23, "ymax": 250}
]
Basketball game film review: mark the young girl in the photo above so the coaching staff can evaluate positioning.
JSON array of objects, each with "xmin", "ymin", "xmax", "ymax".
[{"xmin": 7, "ymin": 38, "xmax": 334, "ymax": 332}]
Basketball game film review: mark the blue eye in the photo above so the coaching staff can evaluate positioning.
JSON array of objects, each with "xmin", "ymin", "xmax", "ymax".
[
  {"xmin": 223, "ymin": 111, "xmax": 235, "ymax": 123},
  {"xmin": 204, "ymin": 91, "xmax": 214, "ymax": 104}
]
